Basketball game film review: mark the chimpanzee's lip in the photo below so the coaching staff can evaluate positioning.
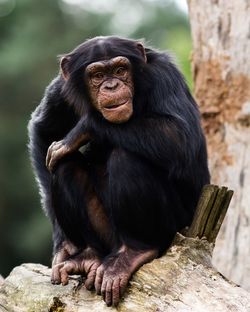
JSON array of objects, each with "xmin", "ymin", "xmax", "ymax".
[{"xmin": 104, "ymin": 99, "xmax": 129, "ymax": 110}]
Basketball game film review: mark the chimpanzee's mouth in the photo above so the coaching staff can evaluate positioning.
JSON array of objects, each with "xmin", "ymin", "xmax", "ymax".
[{"xmin": 104, "ymin": 100, "xmax": 129, "ymax": 110}]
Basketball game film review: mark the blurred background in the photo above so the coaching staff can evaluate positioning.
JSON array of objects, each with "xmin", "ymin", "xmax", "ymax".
[{"xmin": 0, "ymin": 0, "xmax": 192, "ymax": 276}]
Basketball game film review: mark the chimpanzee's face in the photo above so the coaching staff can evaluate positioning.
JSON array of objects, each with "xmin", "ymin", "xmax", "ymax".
[
  {"xmin": 85, "ymin": 56, "xmax": 134, "ymax": 124},
  {"xmin": 60, "ymin": 38, "xmax": 147, "ymax": 122}
]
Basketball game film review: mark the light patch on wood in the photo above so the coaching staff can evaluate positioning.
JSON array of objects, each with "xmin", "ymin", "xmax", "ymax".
[
  {"xmin": 192, "ymin": 58, "xmax": 250, "ymax": 182},
  {"xmin": 193, "ymin": 59, "xmax": 250, "ymax": 127}
]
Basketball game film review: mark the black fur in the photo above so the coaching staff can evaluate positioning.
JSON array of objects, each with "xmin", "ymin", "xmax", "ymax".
[{"xmin": 28, "ymin": 36, "xmax": 210, "ymax": 256}]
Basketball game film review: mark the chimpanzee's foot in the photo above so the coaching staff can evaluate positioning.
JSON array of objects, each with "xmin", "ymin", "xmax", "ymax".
[
  {"xmin": 95, "ymin": 246, "xmax": 158, "ymax": 307},
  {"xmin": 51, "ymin": 241, "xmax": 79, "ymax": 284},
  {"xmin": 52, "ymin": 246, "xmax": 101, "ymax": 289}
]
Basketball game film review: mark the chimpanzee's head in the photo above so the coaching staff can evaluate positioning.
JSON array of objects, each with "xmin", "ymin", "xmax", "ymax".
[{"xmin": 60, "ymin": 36, "xmax": 147, "ymax": 123}]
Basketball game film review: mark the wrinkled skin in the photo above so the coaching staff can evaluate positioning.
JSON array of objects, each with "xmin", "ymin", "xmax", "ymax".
[
  {"xmin": 52, "ymin": 244, "xmax": 157, "ymax": 307},
  {"xmin": 51, "ymin": 241, "xmax": 79, "ymax": 284},
  {"xmin": 46, "ymin": 140, "xmax": 70, "ymax": 172},
  {"xmin": 85, "ymin": 56, "xmax": 134, "ymax": 124},
  {"xmin": 52, "ymin": 244, "xmax": 102, "ymax": 291},
  {"xmin": 95, "ymin": 247, "xmax": 158, "ymax": 306}
]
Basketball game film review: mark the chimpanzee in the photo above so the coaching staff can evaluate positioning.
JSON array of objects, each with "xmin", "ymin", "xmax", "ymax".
[{"xmin": 28, "ymin": 36, "xmax": 210, "ymax": 307}]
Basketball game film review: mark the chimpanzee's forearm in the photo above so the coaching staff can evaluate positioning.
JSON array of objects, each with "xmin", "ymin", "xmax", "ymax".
[{"xmin": 62, "ymin": 116, "xmax": 91, "ymax": 150}]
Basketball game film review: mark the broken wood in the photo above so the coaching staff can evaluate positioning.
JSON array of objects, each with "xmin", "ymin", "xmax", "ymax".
[{"xmin": 187, "ymin": 184, "xmax": 234, "ymax": 243}]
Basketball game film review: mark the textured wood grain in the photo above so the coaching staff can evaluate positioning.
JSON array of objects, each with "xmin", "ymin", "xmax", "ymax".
[{"xmin": 187, "ymin": 185, "xmax": 233, "ymax": 243}]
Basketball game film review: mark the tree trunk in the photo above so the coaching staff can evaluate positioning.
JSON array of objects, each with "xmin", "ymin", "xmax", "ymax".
[{"xmin": 188, "ymin": 0, "xmax": 250, "ymax": 289}]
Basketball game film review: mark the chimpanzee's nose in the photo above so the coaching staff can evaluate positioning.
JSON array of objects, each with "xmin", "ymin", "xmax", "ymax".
[{"xmin": 104, "ymin": 80, "xmax": 120, "ymax": 91}]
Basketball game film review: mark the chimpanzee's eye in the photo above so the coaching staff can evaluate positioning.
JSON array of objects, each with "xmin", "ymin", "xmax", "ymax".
[
  {"xmin": 92, "ymin": 72, "xmax": 104, "ymax": 80},
  {"xmin": 114, "ymin": 67, "xmax": 127, "ymax": 76}
]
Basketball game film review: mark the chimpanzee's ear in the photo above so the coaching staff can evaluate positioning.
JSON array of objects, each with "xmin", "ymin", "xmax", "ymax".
[
  {"xmin": 60, "ymin": 56, "xmax": 71, "ymax": 80},
  {"xmin": 136, "ymin": 42, "xmax": 147, "ymax": 63}
]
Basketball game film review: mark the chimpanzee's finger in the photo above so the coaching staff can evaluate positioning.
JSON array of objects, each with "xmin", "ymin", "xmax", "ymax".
[
  {"xmin": 51, "ymin": 263, "xmax": 64, "ymax": 284},
  {"xmin": 112, "ymin": 278, "xmax": 120, "ymax": 307},
  {"xmin": 60, "ymin": 261, "xmax": 76, "ymax": 286},
  {"xmin": 95, "ymin": 266, "xmax": 104, "ymax": 295},
  {"xmin": 85, "ymin": 267, "xmax": 97, "ymax": 290},
  {"xmin": 104, "ymin": 279, "xmax": 113, "ymax": 307}
]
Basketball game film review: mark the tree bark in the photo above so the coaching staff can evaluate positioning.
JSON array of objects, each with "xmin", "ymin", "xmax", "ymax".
[
  {"xmin": 1, "ymin": 236, "xmax": 250, "ymax": 312},
  {"xmin": 188, "ymin": 0, "xmax": 250, "ymax": 290}
]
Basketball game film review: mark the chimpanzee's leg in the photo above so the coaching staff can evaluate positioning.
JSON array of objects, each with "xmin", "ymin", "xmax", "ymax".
[
  {"xmin": 107, "ymin": 149, "xmax": 180, "ymax": 248},
  {"xmin": 95, "ymin": 148, "xmax": 180, "ymax": 306},
  {"xmin": 50, "ymin": 152, "xmax": 112, "ymax": 288}
]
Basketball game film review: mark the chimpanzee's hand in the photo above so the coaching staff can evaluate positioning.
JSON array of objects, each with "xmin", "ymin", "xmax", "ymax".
[{"xmin": 46, "ymin": 140, "xmax": 71, "ymax": 172}]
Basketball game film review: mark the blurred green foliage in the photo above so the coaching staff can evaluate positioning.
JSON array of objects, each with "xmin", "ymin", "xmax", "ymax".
[{"xmin": 0, "ymin": 0, "xmax": 192, "ymax": 276}]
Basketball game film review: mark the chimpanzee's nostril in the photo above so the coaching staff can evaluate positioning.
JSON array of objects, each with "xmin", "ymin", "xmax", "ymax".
[{"xmin": 105, "ymin": 81, "xmax": 119, "ymax": 90}]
